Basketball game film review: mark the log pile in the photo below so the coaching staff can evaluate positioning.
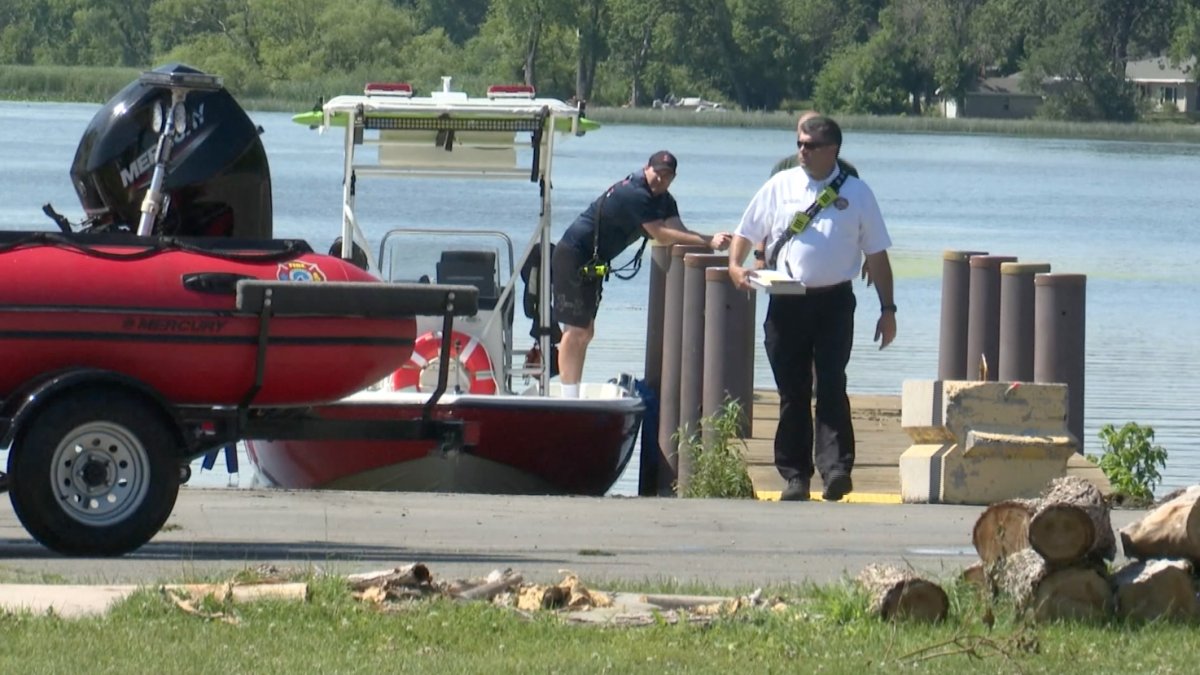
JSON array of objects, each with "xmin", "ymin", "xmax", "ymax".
[
  {"xmin": 1112, "ymin": 486, "xmax": 1200, "ymax": 621},
  {"xmin": 971, "ymin": 476, "xmax": 1200, "ymax": 623},
  {"xmin": 970, "ymin": 475, "xmax": 1115, "ymax": 622}
]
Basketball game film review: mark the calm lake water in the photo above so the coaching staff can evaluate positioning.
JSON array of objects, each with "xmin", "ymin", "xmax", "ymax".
[{"xmin": 2, "ymin": 100, "xmax": 1198, "ymax": 495}]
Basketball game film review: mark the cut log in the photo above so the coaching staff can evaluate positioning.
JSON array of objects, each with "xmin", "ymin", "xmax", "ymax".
[
  {"xmin": 856, "ymin": 564, "xmax": 949, "ymax": 622},
  {"xmin": 997, "ymin": 548, "xmax": 1046, "ymax": 607},
  {"xmin": 1034, "ymin": 476, "xmax": 1115, "ymax": 563},
  {"xmin": 1112, "ymin": 559, "xmax": 1197, "ymax": 622},
  {"xmin": 961, "ymin": 561, "xmax": 986, "ymax": 590},
  {"xmin": 1031, "ymin": 567, "xmax": 1112, "ymax": 622},
  {"xmin": 1119, "ymin": 486, "xmax": 1200, "ymax": 561},
  {"xmin": 972, "ymin": 499, "xmax": 1035, "ymax": 565},
  {"xmin": 996, "ymin": 548, "xmax": 1111, "ymax": 622},
  {"xmin": 1028, "ymin": 503, "xmax": 1095, "ymax": 565}
]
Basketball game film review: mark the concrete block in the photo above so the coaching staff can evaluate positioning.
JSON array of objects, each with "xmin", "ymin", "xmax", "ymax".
[
  {"xmin": 937, "ymin": 429, "xmax": 1077, "ymax": 504},
  {"xmin": 960, "ymin": 429, "xmax": 1077, "ymax": 459},
  {"xmin": 901, "ymin": 380, "xmax": 953, "ymax": 443},
  {"xmin": 897, "ymin": 379, "xmax": 1079, "ymax": 505},
  {"xmin": 941, "ymin": 381, "xmax": 1069, "ymax": 439},
  {"xmin": 898, "ymin": 443, "xmax": 953, "ymax": 503}
]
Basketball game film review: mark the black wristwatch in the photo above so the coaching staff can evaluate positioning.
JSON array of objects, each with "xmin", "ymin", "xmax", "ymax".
[
  {"xmin": 881, "ymin": 304, "xmax": 897, "ymax": 313},
  {"xmin": 753, "ymin": 250, "xmax": 765, "ymax": 261}
]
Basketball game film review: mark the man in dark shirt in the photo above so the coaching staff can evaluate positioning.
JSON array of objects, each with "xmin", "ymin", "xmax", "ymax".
[{"xmin": 552, "ymin": 150, "xmax": 731, "ymax": 397}]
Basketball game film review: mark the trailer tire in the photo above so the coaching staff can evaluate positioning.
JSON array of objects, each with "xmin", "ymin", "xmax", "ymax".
[{"xmin": 7, "ymin": 389, "xmax": 181, "ymax": 556}]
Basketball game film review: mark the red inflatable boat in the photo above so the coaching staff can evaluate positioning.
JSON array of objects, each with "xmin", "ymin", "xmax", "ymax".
[{"xmin": 0, "ymin": 233, "xmax": 443, "ymax": 406}]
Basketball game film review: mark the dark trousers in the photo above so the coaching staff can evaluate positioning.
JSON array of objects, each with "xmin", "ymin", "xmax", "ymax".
[{"xmin": 763, "ymin": 284, "xmax": 857, "ymax": 483}]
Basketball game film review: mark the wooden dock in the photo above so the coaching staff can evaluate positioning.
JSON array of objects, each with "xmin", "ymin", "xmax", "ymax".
[{"xmin": 743, "ymin": 389, "xmax": 1109, "ymax": 499}]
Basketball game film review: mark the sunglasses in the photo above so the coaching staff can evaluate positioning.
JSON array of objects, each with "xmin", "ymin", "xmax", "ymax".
[{"xmin": 796, "ymin": 139, "xmax": 832, "ymax": 151}]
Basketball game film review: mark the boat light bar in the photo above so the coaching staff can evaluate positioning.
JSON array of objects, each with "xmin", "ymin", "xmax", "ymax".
[
  {"xmin": 364, "ymin": 82, "xmax": 414, "ymax": 97},
  {"xmin": 487, "ymin": 84, "xmax": 536, "ymax": 99},
  {"xmin": 140, "ymin": 71, "xmax": 223, "ymax": 92}
]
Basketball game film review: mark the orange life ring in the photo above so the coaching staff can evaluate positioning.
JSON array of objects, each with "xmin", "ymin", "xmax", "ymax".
[{"xmin": 391, "ymin": 330, "xmax": 498, "ymax": 394}]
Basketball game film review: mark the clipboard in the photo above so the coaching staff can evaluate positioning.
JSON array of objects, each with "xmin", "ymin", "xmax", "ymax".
[{"xmin": 747, "ymin": 270, "xmax": 808, "ymax": 295}]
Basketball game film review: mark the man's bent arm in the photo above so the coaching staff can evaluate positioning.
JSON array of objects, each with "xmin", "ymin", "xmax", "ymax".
[{"xmin": 643, "ymin": 217, "xmax": 729, "ymax": 250}]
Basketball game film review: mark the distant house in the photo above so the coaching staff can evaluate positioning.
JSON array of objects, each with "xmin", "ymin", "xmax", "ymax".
[
  {"xmin": 1125, "ymin": 56, "xmax": 1197, "ymax": 113},
  {"xmin": 941, "ymin": 73, "xmax": 1044, "ymax": 119}
]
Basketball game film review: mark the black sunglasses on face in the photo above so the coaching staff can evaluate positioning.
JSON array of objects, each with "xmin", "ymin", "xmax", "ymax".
[{"xmin": 796, "ymin": 140, "xmax": 831, "ymax": 150}]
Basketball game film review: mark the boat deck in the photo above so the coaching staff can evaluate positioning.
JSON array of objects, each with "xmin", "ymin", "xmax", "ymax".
[{"xmin": 742, "ymin": 389, "xmax": 1110, "ymax": 501}]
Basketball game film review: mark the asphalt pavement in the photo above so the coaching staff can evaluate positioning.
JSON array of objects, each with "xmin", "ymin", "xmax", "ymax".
[{"xmin": 0, "ymin": 488, "xmax": 1148, "ymax": 591}]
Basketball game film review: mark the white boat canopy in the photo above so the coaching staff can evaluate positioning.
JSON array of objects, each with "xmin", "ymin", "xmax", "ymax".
[{"xmin": 313, "ymin": 77, "xmax": 590, "ymax": 393}]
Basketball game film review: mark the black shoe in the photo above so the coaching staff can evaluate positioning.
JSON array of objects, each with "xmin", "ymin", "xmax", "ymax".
[
  {"xmin": 822, "ymin": 474, "xmax": 853, "ymax": 502},
  {"xmin": 781, "ymin": 478, "xmax": 810, "ymax": 502}
]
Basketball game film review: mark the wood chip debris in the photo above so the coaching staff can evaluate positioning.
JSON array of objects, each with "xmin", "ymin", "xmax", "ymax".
[{"xmin": 345, "ymin": 564, "xmax": 783, "ymax": 625}]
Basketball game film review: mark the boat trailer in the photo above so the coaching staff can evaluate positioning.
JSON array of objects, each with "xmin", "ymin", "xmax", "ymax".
[{"xmin": 0, "ymin": 280, "xmax": 479, "ymax": 557}]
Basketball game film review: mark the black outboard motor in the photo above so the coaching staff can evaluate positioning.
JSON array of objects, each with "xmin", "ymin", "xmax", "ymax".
[{"xmin": 69, "ymin": 63, "xmax": 272, "ymax": 238}]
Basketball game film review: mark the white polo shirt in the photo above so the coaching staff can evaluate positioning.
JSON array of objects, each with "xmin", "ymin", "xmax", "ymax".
[{"xmin": 735, "ymin": 165, "xmax": 891, "ymax": 287}]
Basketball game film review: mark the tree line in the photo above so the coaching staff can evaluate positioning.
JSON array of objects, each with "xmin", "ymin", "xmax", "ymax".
[{"xmin": 2, "ymin": 0, "xmax": 1198, "ymax": 120}]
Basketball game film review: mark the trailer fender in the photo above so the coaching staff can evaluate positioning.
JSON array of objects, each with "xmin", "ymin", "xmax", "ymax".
[{"xmin": 0, "ymin": 368, "xmax": 185, "ymax": 452}]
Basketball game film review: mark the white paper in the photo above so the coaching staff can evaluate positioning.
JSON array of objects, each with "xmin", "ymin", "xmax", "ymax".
[{"xmin": 747, "ymin": 270, "xmax": 808, "ymax": 295}]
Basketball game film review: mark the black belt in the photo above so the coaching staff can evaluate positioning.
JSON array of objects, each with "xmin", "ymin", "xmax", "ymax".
[{"xmin": 802, "ymin": 280, "xmax": 852, "ymax": 295}]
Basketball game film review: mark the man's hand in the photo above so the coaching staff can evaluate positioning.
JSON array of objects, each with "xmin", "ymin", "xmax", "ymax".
[
  {"xmin": 709, "ymin": 232, "xmax": 732, "ymax": 251},
  {"xmin": 860, "ymin": 259, "xmax": 872, "ymax": 287},
  {"xmin": 728, "ymin": 265, "xmax": 754, "ymax": 291},
  {"xmin": 874, "ymin": 311, "xmax": 896, "ymax": 350}
]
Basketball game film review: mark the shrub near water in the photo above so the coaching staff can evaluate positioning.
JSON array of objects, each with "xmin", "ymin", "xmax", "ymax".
[
  {"xmin": 677, "ymin": 399, "xmax": 755, "ymax": 499},
  {"xmin": 1088, "ymin": 422, "xmax": 1168, "ymax": 505}
]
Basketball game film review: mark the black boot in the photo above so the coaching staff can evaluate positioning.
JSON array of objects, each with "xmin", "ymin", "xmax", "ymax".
[
  {"xmin": 781, "ymin": 477, "xmax": 811, "ymax": 502},
  {"xmin": 822, "ymin": 474, "xmax": 853, "ymax": 502}
]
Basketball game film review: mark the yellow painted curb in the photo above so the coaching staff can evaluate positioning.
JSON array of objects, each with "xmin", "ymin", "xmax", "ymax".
[{"xmin": 756, "ymin": 490, "xmax": 902, "ymax": 504}]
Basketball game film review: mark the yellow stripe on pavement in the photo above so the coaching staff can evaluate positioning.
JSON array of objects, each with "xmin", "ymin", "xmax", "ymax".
[{"xmin": 756, "ymin": 490, "xmax": 902, "ymax": 504}]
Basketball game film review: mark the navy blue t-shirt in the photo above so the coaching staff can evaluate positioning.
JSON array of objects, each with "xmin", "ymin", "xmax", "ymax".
[{"xmin": 558, "ymin": 172, "xmax": 680, "ymax": 262}]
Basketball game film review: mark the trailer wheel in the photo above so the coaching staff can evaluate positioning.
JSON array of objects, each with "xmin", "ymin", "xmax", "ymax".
[{"xmin": 8, "ymin": 389, "xmax": 180, "ymax": 556}]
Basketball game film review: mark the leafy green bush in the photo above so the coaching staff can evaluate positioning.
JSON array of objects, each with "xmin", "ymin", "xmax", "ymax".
[
  {"xmin": 676, "ymin": 399, "xmax": 755, "ymax": 499},
  {"xmin": 1087, "ymin": 422, "xmax": 1167, "ymax": 505}
]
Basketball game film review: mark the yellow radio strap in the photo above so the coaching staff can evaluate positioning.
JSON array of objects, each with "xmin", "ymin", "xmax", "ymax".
[{"xmin": 766, "ymin": 170, "xmax": 849, "ymax": 269}]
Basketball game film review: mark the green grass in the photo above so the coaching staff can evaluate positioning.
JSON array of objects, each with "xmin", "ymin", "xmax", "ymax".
[{"xmin": 2, "ymin": 573, "xmax": 1199, "ymax": 673}]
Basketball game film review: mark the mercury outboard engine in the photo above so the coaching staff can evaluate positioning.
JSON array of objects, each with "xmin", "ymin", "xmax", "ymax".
[{"xmin": 69, "ymin": 63, "xmax": 272, "ymax": 238}]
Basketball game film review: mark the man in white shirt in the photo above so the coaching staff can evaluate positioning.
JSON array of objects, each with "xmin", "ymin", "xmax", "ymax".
[{"xmin": 728, "ymin": 115, "xmax": 896, "ymax": 502}]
